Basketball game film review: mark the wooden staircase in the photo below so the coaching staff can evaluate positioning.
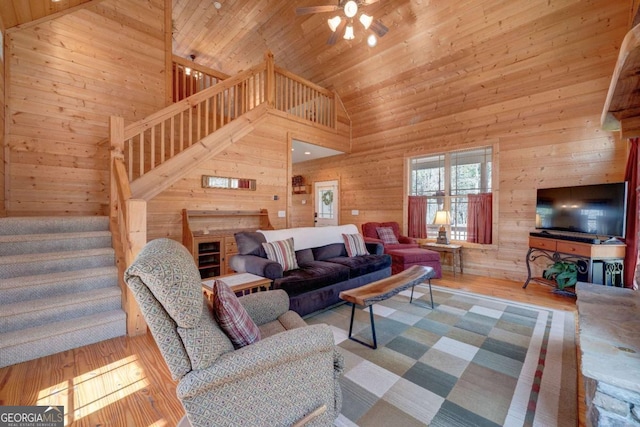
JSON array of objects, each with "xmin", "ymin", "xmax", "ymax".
[{"xmin": 109, "ymin": 52, "xmax": 340, "ymax": 336}]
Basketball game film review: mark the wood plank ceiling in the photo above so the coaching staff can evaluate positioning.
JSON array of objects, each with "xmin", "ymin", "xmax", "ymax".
[
  {"xmin": 0, "ymin": 0, "xmax": 630, "ymax": 143},
  {"xmin": 0, "ymin": 0, "xmax": 93, "ymax": 29},
  {"xmin": 171, "ymin": 0, "xmax": 628, "ymax": 142}
]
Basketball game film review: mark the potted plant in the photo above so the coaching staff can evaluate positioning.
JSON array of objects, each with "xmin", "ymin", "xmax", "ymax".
[{"xmin": 543, "ymin": 261, "xmax": 578, "ymax": 290}]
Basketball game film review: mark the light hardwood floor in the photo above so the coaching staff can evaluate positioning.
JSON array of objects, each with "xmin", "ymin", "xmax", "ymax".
[{"xmin": 0, "ymin": 271, "xmax": 583, "ymax": 426}]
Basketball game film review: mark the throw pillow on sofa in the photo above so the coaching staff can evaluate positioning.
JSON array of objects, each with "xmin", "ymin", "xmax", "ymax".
[
  {"xmin": 262, "ymin": 237, "xmax": 299, "ymax": 271},
  {"xmin": 376, "ymin": 227, "xmax": 399, "ymax": 245},
  {"xmin": 342, "ymin": 233, "xmax": 369, "ymax": 257},
  {"xmin": 212, "ymin": 280, "xmax": 261, "ymax": 349}
]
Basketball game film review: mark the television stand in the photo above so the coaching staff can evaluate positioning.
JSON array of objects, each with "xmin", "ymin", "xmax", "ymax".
[{"xmin": 523, "ymin": 235, "xmax": 625, "ymax": 288}]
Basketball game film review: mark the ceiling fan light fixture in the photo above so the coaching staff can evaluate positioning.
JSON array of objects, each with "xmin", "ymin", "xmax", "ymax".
[
  {"xmin": 327, "ymin": 16, "xmax": 342, "ymax": 32},
  {"xmin": 344, "ymin": 24, "xmax": 355, "ymax": 40},
  {"xmin": 367, "ymin": 34, "xmax": 377, "ymax": 47},
  {"xmin": 343, "ymin": 1, "xmax": 358, "ymax": 18},
  {"xmin": 359, "ymin": 13, "xmax": 373, "ymax": 29}
]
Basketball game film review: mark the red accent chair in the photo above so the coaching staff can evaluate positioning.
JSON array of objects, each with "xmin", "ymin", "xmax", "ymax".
[
  {"xmin": 361, "ymin": 221, "xmax": 419, "ymax": 251},
  {"xmin": 361, "ymin": 222, "xmax": 442, "ymax": 278}
]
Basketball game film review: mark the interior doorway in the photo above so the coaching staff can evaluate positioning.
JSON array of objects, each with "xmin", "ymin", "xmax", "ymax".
[{"xmin": 314, "ymin": 180, "xmax": 338, "ymax": 227}]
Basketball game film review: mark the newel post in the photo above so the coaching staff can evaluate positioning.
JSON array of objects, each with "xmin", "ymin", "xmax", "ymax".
[
  {"xmin": 265, "ymin": 50, "xmax": 275, "ymax": 107},
  {"xmin": 125, "ymin": 198, "xmax": 147, "ymax": 336},
  {"xmin": 109, "ymin": 116, "xmax": 125, "ymax": 222}
]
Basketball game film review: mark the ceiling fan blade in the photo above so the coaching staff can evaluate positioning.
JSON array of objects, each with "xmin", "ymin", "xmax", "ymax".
[
  {"xmin": 370, "ymin": 19, "xmax": 389, "ymax": 37},
  {"xmin": 327, "ymin": 19, "xmax": 347, "ymax": 45},
  {"xmin": 296, "ymin": 5, "xmax": 340, "ymax": 15},
  {"xmin": 360, "ymin": 0, "xmax": 382, "ymax": 4}
]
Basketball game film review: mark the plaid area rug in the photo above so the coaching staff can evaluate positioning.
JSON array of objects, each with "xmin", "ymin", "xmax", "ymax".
[{"xmin": 307, "ymin": 285, "xmax": 577, "ymax": 427}]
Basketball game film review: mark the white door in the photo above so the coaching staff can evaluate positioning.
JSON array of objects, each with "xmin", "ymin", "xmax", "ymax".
[{"xmin": 314, "ymin": 180, "xmax": 338, "ymax": 227}]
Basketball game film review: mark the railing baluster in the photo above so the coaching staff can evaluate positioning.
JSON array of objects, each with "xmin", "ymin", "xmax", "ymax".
[
  {"xmin": 219, "ymin": 92, "xmax": 224, "ymax": 126},
  {"xmin": 170, "ymin": 115, "xmax": 175, "ymax": 157},
  {"xmin": 173, "ymin": 63, "xmax": 178, "ymax": 102},
  {"xmin": 139, "ymin": 131, "xmax": 144, "ymax": 178},
  {"xmin": 188, "ymin": 106, "xmax": 193, "ymax": 146},
  {"xmin": 180, "ymin": 111, "xmax": 184, "ymax": 152},
  {"xmin": 205, "ymin": 98, "xmax": 209, "ymax": 136},
  {"xmin": 161, "ymin": 120, "xmax": 166, "ymax": 163},
  {"xmin": 226, "ymin": 89, "xmax": 231, "ymax": 124},
  {"xmin": 128, "ymin": 139, "xmax": 133, "ymax": 181},
  {"xmin": 150, "ymin": 126, "xmax": 155, "ymax": 169},
  {"xmin": 196, "ymin": 103, "xmax": 201, "ymax": 142},
  {"xmin": 181, "ymin": 66, "xmax": 187, "ymax": 99},
  {"xmin": 213, "ymin": 93, "xmax": 218, "ymax": 131}
]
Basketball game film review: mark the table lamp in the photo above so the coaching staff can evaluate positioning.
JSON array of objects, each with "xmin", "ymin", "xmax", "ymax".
[{"xmin": 433, "ymin": 210, "xmax": 451, "ymax": 244}]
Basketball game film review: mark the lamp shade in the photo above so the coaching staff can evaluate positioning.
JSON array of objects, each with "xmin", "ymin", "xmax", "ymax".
[
  {"xmin": 343, "ymin": 24, "xmax": 355, "ymax": 40},
  {"xmin": 359, "ymin": 13, "xmax": 373, "ymax": 29},
  {"xmin": 327, "ymin": 16, "xmax": 341, "ymax": 32},
  {"xmin": 433, "ymin": 210, "xmax": 451, "ymax": 225}
]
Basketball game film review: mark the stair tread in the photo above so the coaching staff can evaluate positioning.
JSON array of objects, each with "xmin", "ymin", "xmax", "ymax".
[
  {"xmin": 2, "ymin": 287, "xmax": 122, "ymax": 315},
  {"xmin": 0, "ymin": 247, "xmax": 114, "ymax": 264},
  {"xmin": 0, "ymin": 310, "xmax": 126, "ymax": 346},
  {"xmin": 0, "ymin": 266, "xmax": 117, "ymax": 290},
  {"xmin": 0, "ymin": 216, "xmax": 109, "ymax": 236},
  {"xmin": 0, "ymin": 230, "xmax": 111, "ymax": 243}
]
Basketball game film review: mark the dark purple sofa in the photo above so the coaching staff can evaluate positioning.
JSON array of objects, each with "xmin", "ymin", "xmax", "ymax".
[{"xmin": 229, "ymin": 230, "xmax": 392, "ymax": 317}]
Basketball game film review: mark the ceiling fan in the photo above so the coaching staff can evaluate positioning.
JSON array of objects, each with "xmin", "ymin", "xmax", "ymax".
[{"xmin": 296, "ymin": 0, "xmax": 389, "ymax": 46}]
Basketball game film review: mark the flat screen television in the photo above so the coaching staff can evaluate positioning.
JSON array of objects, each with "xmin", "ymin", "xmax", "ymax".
[{"xmin": 535, "ymin": 182, "xmax": 628, "ymax": 238}]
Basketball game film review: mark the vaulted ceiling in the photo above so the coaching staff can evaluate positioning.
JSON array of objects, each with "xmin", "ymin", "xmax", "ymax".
[
  {"xmin": 0, "ymin": 0, "xmax": 92, "ymax": 29},
  {"xmin": 0, "ymin": 0, "xmax": 632, "ymax": 143}
]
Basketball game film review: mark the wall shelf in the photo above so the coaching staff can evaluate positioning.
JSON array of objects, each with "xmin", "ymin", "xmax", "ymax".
[{"xmin": 292, "ymin": 185, "xmax": 310, "ymax": 194}]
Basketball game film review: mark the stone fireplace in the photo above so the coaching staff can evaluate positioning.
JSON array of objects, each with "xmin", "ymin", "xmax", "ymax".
[{"xmin": 576, "ymin": 282, "xmax": 640, "ymax": 426}]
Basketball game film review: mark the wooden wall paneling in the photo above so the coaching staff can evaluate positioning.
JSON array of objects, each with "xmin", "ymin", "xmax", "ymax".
[
  {"xmin": 147, "ymin": 113, "xmax": 292, "ymax": 241},
  {"xmin": 0, "ymin": 0, "xmax": 96, "ymax": 30},
  {"xmin": 0, "ymin": 20, "xmax": 5, "ymax": 216},
  {"xmin": 145, "ymin": 108, "xmax": 351, "ymax": 241},
  {"xmin": 5, "ymin": 0, "xmax": 168, "ymax": 216},
  {"xmin": 343, "ymin": 4, "xmax": 624, "ymax": 140}
]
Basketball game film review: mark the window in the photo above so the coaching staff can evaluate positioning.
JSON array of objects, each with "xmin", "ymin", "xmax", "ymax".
[{"xmin": 409, "ymin": 147, "xmax": 493, "ymax": 241}]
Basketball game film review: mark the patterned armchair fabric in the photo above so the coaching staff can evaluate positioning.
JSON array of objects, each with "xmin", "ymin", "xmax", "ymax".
[
  {"xmin": 361, "ymin": 221, "xmax": 419, "ymax": 252},
  {"xmin": 125, "ymin": 238, "xmax": 343, "ymax": 427}
]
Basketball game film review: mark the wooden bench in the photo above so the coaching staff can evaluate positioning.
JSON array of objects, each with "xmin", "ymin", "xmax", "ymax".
[{"xmin": 339, "ymin": 265, "xmax": 435, "ymax": 349}]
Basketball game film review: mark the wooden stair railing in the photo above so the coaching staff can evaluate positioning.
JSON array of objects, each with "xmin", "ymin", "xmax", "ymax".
[
  {"xmin": 109, "ymin": 121, "xmax": 147, "ymax": 335},
  {"xmin": 121, "ymin": 61, "xmax": 268, "ymax": 183},
  {"xmin": 172, "ymin": 56, "xmax": 230, "ymax": 102},
  {"xmin": 109, "ymin": 52, "xmax": 340, "ymax": 335},
  {"xmin": 274, "ymin": 66, "xmax": 336, "ymax": 129}
]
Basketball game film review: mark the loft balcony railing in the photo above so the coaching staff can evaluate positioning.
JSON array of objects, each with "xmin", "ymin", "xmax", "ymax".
[
  {"xmin": 116, "ymin": 52, "xmax": 337, "ymax": 182},
  {"xmin": 172, "ymin": 56, "xmax": 230, "ymax": 102}
]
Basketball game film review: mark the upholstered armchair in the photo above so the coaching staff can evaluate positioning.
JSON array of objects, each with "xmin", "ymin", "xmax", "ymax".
[
  {"xmin": 125, "ymin": 238, "xmax": 343, "ymax": 427},
  {"xmin": 361, "ymin": 221, "xmax": 419, "ymax": 252}
]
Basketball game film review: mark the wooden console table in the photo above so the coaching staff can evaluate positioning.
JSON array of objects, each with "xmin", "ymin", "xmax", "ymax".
[{"xmin": 523, "ymin": 236, "xmax": 625, "ymax": 288}]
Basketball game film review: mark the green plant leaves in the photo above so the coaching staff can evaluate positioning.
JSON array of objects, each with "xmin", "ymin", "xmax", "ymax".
[{"xmin": 543, "ymin": 261, "xmax": 578, "ymax": 289}]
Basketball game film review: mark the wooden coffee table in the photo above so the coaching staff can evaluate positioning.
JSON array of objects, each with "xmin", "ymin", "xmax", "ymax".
[
  {"xmin": 202, "ymin": 272, "xmax": 272, "ymax": 301},
  {"xmin": 339, "ymin": 265, "xmax": 435, "ymax": 349}
]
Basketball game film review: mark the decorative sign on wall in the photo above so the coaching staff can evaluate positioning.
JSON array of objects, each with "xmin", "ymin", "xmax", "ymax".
[{"xmin": 201, "ymin": 175, "xmax": 256, "ymax": 190}]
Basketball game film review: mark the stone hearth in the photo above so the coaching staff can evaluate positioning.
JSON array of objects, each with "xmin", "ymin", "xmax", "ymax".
[{"xmin": 576, "ymin": 282, "xmax": 640, "ymax": 426}]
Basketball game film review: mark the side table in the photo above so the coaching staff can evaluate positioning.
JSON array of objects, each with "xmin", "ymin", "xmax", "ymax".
[
  {"xmin": 421, "ymin": 243, "xmax": 463, "ymax": 276},
  {"xmin": 202, "ymin": 272, "xmax": 272, "ymax": 302}
]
